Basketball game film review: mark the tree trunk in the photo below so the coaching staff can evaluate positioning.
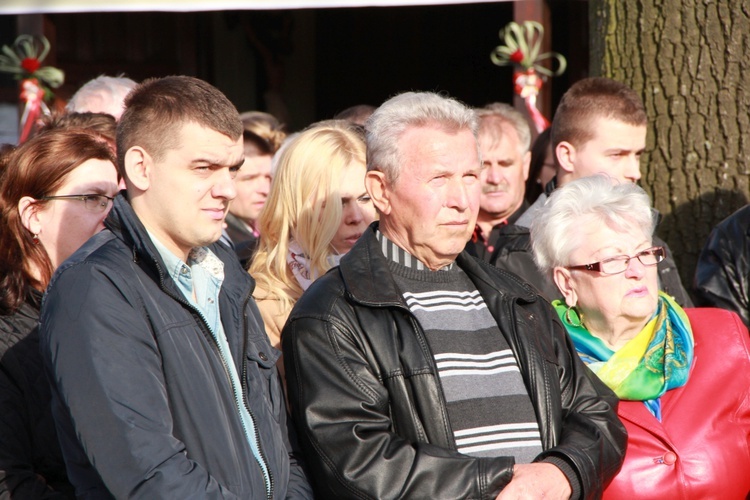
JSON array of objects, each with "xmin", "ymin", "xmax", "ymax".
[{"xmin": 589, "ymin": 0, "xmax": 750, "ymax": 291}]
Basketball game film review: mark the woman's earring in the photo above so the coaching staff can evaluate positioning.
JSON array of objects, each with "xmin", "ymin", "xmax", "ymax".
[
  {"xmin": 32, "ymin": 233, "xmax": 40, "ymax": 245},
  {"xmin": 564, "ymin": 305, "xmax": 583, "ymax": 328}
]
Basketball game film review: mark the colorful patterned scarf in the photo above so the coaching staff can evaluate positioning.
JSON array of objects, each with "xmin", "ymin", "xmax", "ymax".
[{"xmin": 553, "ymin": 292, "xmax": 694, "ymax": 420}]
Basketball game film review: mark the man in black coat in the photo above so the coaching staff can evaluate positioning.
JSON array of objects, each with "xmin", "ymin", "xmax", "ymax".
[
  {"xmin": 282, "ymin": 91, "xmax": 626, "ymax": 500},
  {"xmin": 464, "ymin": 103, "xmax": 531, "ymax": 262},
  {"xmin": 39, "ymin": 76, "xmax": 311, "ymax": 499}
]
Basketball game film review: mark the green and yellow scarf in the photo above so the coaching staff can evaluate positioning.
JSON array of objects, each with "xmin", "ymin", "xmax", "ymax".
[{"xmin": 553, "ymin": 292, "xmax": 694, "ymax": 420}]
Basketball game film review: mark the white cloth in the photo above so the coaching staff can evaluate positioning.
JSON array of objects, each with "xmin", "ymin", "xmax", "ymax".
[{"xmin": 286, "ymin": 240, "xmax": 341, "ymax": 290}]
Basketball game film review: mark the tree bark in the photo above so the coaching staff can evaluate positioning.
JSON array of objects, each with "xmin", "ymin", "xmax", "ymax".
[{"xmin": 589, "ymin": 0, "xmax": 750, "ymax": 290}]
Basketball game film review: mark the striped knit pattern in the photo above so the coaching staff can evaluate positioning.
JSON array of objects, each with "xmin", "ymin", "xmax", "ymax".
[{"xmin": 377, "ymin": 232, "xmax": 543, "ymax": 463}]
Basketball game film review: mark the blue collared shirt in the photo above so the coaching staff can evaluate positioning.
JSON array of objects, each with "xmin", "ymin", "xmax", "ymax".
[{"xmin": 147, "ymin": 232, "xmax": 271, "ymax": 495}]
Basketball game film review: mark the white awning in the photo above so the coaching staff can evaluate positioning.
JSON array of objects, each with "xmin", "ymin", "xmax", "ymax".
[{"xmin": 1, "ymin": 0, "xmax": 507, "ymax": 15}]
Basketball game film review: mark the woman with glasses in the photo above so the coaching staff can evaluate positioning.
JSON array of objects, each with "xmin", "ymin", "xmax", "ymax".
[
  {"xmin": 0, "ymin": 128, "xmax": 119, "ymax": 498},
  {"xmin": 530, "ymin": 174, "xmax": 750, "ymax": 498}
]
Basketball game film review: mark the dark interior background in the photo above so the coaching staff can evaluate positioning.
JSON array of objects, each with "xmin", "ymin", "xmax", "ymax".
[{"xmin": 0, "ymin": 1, "xmax": 588, "ymax": 132}]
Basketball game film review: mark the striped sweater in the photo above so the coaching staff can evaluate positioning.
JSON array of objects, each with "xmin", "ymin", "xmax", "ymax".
[{"xmin": 378, "ymin": 231, "xmax": 543, "ymax": 463}]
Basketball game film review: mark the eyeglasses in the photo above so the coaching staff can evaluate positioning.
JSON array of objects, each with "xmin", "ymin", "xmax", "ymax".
[
  {"xmin": 39, "ymin": 194, "xmax": 115, "ymax": 213},
  {"xmin": 567, "ymin": 246, "xmax": 666, "ymax": 275}
]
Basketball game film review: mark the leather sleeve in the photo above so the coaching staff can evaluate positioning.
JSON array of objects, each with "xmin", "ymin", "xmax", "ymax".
[
  {"xmin": 693, "ymin": 215, "xmax": 750, "ymax": 328},
  {"xmin": 491, "ymin": 249, "xmax": 561, "ymax": 301},
  {"xmin": 282, "ymin": 309, "xmax": 514, "ymax": 500}
]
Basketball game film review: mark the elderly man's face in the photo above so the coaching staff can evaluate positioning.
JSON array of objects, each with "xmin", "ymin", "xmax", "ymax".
[
  {"xmin": 375, "ymin": 125, "xmax": 481, "ymax": 270},
  {"xmin": 478, "ymin": 121, "xmax": 530, "ymax": 224}
]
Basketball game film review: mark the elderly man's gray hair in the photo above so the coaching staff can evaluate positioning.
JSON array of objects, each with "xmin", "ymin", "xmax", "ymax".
[
  {"xmin": 365, "ymin": 91, "xmax": 478, "ymax": 184},
  {"xmin": 476, "ymin": 102, "xmax": 531, "ymax": 155},
  {"xmin": 66, "ymin": 75, "xmax": 138, "ymax": 114},
  {"xmin": 531, "ymin": 174, "xmax": 657, "ymax": 274}
]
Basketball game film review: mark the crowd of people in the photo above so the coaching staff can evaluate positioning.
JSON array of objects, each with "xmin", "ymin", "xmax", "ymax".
[{"xmin": 0, "ymin": 71, "xmax": 748, "ymax": 499}]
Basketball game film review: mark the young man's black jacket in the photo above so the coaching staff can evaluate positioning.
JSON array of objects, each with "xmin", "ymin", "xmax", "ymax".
[
  {"xmin": 282, "ymin": 223, "xmax": 627, "ymax": 500},
  {"xmin": 39, "ymin": 194, "xmax": 311, "ymax": 499}
]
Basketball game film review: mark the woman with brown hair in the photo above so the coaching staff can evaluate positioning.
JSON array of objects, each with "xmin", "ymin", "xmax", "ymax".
[{"xmin": 0, "ymin": 128, "xmax": 119, "ymax": 498}]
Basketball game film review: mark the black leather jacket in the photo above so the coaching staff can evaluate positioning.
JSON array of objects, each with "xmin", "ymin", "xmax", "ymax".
[
  {"xmin": 283, "ymin": 225, "xmax": 626, "ymax": 500},
  {"xmin": 489, "ymin": 221, "xmax": 561, "ymax": 299},
  {"xmin": 694, "ymin": 204, "xmax": 750, "ymax": 328},
  {"xmin": 39, "ymin": 194, "xmax": 311, "ymax": 499}
]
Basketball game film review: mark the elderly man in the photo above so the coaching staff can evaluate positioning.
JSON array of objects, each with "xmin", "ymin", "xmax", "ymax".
[
  {"xmin": 282, "ymin": 91, "xmax": 626, "ymax": 499},
  {"xmin": 66, "ymin": 75, "xmax": 137, "ymax": 120},
  {"xmin": 493, "ymin": 77, "xmax": 692, "ymax": 305},
  {"xmin": 40, "ymin": 76, "xmax": 311, "ymax": 498},
  {"xmin": 466, "ymin": 103, "xmax": 530, "ymax": 262}
]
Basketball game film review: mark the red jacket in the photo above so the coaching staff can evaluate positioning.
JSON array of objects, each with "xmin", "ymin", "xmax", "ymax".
[{"xmin": 603, "ymin": 308, "xmax": 750, "ymax": 499}]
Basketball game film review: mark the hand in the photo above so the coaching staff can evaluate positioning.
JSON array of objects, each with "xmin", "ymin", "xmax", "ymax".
[{"xmin": 495, "ymin": 463, "xmax": 572, "ymax": 500}]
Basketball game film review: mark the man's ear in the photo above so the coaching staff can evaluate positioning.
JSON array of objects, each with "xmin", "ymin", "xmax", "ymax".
[
  {"xmin": 365, "ymin": 170, "xmax": 392, "ymax": 216},
  {"xmin": 124, "ymin": 146, "xmax": 152, "ymax": 192},
  {"xmin": 18, "ymin": 196, "xmax": 42, "ymax": 236},
  {"xmin": 555, "ymin": 141, "xmax": 576, "ymax": 175},
  {"xmin": 553, "ymin": 266, "xmax": 578, "ymax": 307}
]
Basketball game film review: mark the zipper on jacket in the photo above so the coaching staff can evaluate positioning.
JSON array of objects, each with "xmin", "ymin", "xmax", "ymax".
[
  {"xmin": 377, "ymin": 299, "xmax": 457, "ymax": 449},
  {"xmin": 152, "ymin": 258, "xmax": 273, "ymax": 499},
  {"xmin": 502, "ymin": 299, "xmax": 554, "ymax": 451},
  {"xmin": 240, "ymin": 289, "xmax": 274, "ymax": 500}
]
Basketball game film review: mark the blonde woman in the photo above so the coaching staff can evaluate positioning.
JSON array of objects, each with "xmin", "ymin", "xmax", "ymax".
[{"xmin": 249, "ymin": 121, "xmax": 376, "ymax": 351}]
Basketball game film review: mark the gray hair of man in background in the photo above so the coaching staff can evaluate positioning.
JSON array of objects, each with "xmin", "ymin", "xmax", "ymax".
[
  {"xmin": 66, "ymin": 75, "xmax": 138, "ymax": 120},
  {"xmin": 476, "ymin": 102, "xmax": 531, "ymax": 155}
]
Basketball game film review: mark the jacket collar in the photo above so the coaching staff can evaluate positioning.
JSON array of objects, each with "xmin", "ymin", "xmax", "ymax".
[
  {"xmin": 104, "ymin": 191, "xmax": 255, "ymax": 298},
  {"xmin": 105, "ymin": 191, "xmax": 161, "ymax": 267},
  {"xmin": 340, "ymin": 222, "xmax": 537, "ymax": 306}
]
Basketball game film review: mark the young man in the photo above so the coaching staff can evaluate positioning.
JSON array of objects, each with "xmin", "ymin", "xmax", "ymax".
[
  {"xmin": 493, "ymin": 77, "xmax": 691, "ymax": 306},
  {"xmin": 40, "ymin": 76, "xmax": 311, "ymax": 498},
  {"xmin": 224, "ymin": 111, "xmax": 285, "ymax": 266},
  {"xmin": 282, "ymin": 91, "xmax": 626, "ymax": 499}
]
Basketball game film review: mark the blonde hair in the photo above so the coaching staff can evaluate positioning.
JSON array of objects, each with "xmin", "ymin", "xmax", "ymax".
[{"xmin": 249, "ymin": 120, "xmax": 366, "ymax": 311}]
